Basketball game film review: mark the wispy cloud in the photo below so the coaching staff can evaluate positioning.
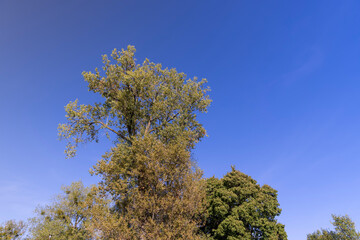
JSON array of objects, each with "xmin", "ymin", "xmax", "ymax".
[{"xmin": 283, "ymin": 49, "xmax": 323, "ymax": 84}]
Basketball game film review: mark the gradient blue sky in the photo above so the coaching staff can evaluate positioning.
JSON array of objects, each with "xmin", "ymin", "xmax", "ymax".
[{"xmin": 1, "ymin": 1, "xmax": 360, "ymax": 239}]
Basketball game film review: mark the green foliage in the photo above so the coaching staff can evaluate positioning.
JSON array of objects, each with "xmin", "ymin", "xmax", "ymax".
[
  {"xmin": 202, "ymin": 167, "xmax": 287, "ymax": 240},
  {"xmin": 58, "ymin": 45, "xmax": 211, "ymax": 158},
  {"xmin": 0, "ymin": 220, "xmax": 26, "ymax": 240},
  {"xmin": 307, "ymin": 215, "xmax": 360, "ymax": 240},
  {"xmin": 28, "ymin": 181, "xmax": 92, "ymax": 240},
  {"xmin": 88, "ymin": 135, "xmax": 207, "ymax": 239}
]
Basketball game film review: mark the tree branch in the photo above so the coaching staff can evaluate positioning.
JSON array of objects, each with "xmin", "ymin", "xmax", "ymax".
[
  {"xmin": 144, "ymin": 116, "xmax": 152, "ymax": 135},
  {"xmin": 94, "ymin": 120, "xmax": 131, "ymax": 143}
]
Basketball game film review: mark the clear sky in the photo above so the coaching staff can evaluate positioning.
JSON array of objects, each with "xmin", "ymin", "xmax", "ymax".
[{"xmin": 1, "ymin": 1, "xmax": 360, "ymax": 239}]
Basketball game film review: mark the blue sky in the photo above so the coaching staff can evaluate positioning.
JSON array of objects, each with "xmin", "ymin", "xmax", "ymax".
[{"xmin": 1, "ymin": 1, "xmax": 360, "ymax": 239}]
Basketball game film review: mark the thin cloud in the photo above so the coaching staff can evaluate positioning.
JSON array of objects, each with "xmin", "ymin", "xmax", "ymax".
[{"xmin": 283, "ymin": 49, "xmax": 323, "ymax": 84}]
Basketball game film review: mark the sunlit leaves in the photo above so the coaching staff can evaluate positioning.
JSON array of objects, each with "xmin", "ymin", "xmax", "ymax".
[
  {"xmin": 28, "ymin": 182, "xmax": 92, "ymax": 240},
  {"xmin": 307, "ymin": 215, "xmax": 360, "ymax": 240},
  {"xmin": 59, "ymin": 45, "xmax": 211, "ymax": 158},
  {"xmin": 0, "ymin": 220, "xmax": 26, "ymax": 240}
]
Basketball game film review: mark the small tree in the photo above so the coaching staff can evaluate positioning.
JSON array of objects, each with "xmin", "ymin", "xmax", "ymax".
[
  {"xmin": 28, "ymin": 182, "xmax": 91, "ymax": 240},
  {"xmin": 0, "ymin": 220, "xmax": 26, "ymax": 240},
  {"xmin": 202, "ymin": 167, "xmax": 287, "ymax": 240},
  {"xmin": 307, "ymin": 214, "xmax": 360, "ymax": 240}
]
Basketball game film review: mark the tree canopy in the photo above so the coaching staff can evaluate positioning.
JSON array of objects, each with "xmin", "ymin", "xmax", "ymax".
[
  {"xmin": 202, "ymin": 167, "xmax": 287, "ymax": 240},
  {"xmin": 58, "ymin": 45, "xmax": 211, "ymax": 158},
  {"xmin": 307, "ymin": 215, "xmax": 360, "ymax": 240},
  {"xmin": 28, "ymin": 182, "xmax": 92, "ymax": 240},
  {"xmin": 0, "ymin": 220, "xmax": 26, "ymax": 240}
]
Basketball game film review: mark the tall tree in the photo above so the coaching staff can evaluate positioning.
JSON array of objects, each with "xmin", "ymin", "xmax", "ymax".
[
  {"xmin": 58, "ymin": 46, "xmax": 211, "ymax": 239},
  {"xmin": 202, "ymin": 167, "xmax": 287, "ymax": 240},
  {"xmin": 0, "ymin": 220, "xmax": 26, "ymax": 240},
  {"xmin": 307, "ymin": 215, "xmax": 360, "ymax": 240}
]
